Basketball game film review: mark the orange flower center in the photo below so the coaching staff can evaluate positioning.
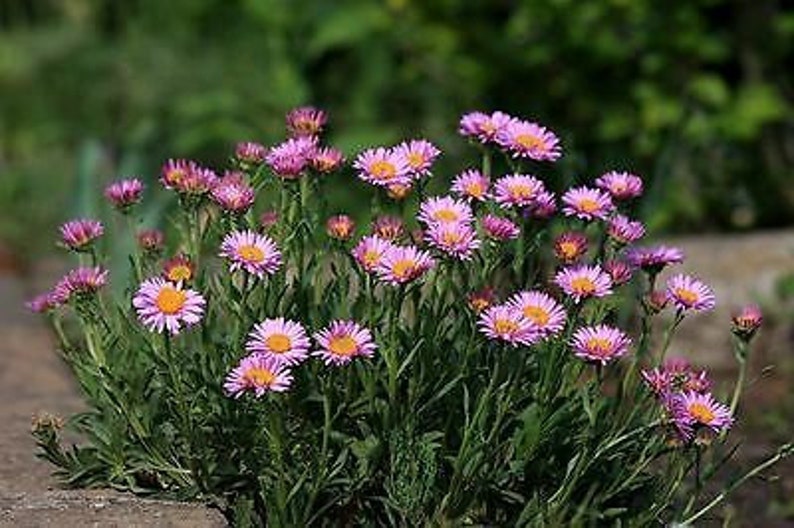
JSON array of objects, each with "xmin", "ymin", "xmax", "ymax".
[
  {"xmin": 558, "ymin": 242, "xmax": 580, "ymax": 260},
  {"xmin": 392, "ymin": 259, "xmax": 416, "ymax": 279},
  {"xmin": 388, "ymin": 184, "xmax": 411, "ymax": 199},
  {"xmin": 675, "ymin": 288, "xmax": 699, "ymax": 306},
  {"xmin": 165, "ymin": 169, "xmax": 186, "ymax": 186},
  {"xmin": 441, "ymin": 230, "xmax": 462, "ymax": 245},
  {"xmin": 688, "ymin": 402, "xmax": 715, "ymax": 424},
  {"xmin": 577, "ymin": 198, "xmax": 599, "ymax": 213},
  {"xmin": 523, "ymin": 306, "xmax": 550, "ymax": 326},
  {"xmin": 433, "ymin": 209, "xmax": 459, "ymax": 222},
  {"xmin": 469, "ymin": 298, "xmax": 490, "ymax": 312},
  {"xmin": 243, "ymin": 367, "xmax": 276, "ymax": 387},
  {"xmin": 515, "ymin": 133, "xmax": 545, "ymax": 151},
  {"xmin": 155, "ymin": 287, "xmax": 187, "ymax": 315},
  {"xmin": 407, "ymin": 152, "xmax": 425, "ymax": 169},
  {"xmin": 586, "ymin": 337, "xmax": 613, "ymax": 357},
  {"xmin": 265, "ymin": 333, "xmax": 292, "ymax": 353},
  {"xmin": 570, "ymin": 277, "xmax": 596, "ymax": 296},
  {"xmin": 363, "ymin": 250, "xmax": 381, "ymax": 268},
  {"xmin": 370, "ymin": 160, "xmax": 397, "ymax": 181},
  {"xmin": 167, "ymin": 265, "xmax": 192, "ymax": 282},
  {"xmin": 328, "ymin": 335, "xmax": 358, "ymax": 356},
  {"xmin": 237, "ymin": 244, "xmax": 265, "ymax": 263},
  {"xmin": 494, "ymin": 318, "xmax": 519, "ymax": 335},
  {"xmin": 464, "ymin": 182, "xmax": 484, "ymax": 198}
]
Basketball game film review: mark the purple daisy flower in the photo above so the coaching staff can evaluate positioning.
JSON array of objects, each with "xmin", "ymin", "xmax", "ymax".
[
  {"xmin": 235, "ymin": 142, "xmax": 267, "ymax": 165},
  {"xmin": 352, "ymin": 235, "xmax": 396, "ymax": 273},
  {"xmin": 310, "ymin": 146, "xmax": 345, "ymax": 173},
  {"xmin": 224, "ymin": 353, "xmax": 293, "ymax": 398},
  {"xmin": 326, "ymin": 214, "xmax": 356, "ymax": 241},
  {"xmin": 554, "ymin": 264, "xmax": 613, "ymax": 303},
  {"xmin": 312, "ymin": 320, "xmax": 377, "ymax": 366},
  {"xmin": 104, "ymin": 178, "xmax": 144, "ymax": 211},
  {"xmin": 527, "ymin": 190, "xmax": 558, "ymax": 219},
  {"xmin": 133, "ymin": 277, "xmax": 205, "ymax": 335},
  {"xmin": 561, "ymin": 186, "xmax": 615, "ymax": 221},
  {"xmin": 425, "ymin": 222, "xmax": 481, "ymax": 261},
  {"xmin": 219, "ymin": 230, "xmax": 282, "ymax": 278},
  {"xmin": 286, "ymin": 106, "xmax": 327, "ymax": 137},
  {"xmin": 603, "ymin": 259, "xmax": 635, "ymax": 286},
  {"xmin": 482, "ymin": 214, "xmax": 520, "ymax": 241},
  {"xmin": 451, "ymin": 169, "xmax": 490, "ymax": 202},
  {"xmin": 371, "ymin": 215, "xmax": 405, "ymax": 241},
  {"xmin": 459, "ymin": 111, "xmax": 515, "ymax": 144},
  {"xmin": 246, "ymin": 317, "xmax": 311, "ymax": 366},
  {"xmin": 595, "ymin": 171, "xmax": 643, "ymax": 200},
  {"xmin": 607, "ymin": 215, "xmax": 645, "ymax": 245},
  {"xmin": 571, "ymin": 324, "xmax": 632, "ymax": 365},
  {"xmin": 507, "ymin": 290, "xmax": 567, "ymax": 338},
  {"xmin": 626, "ymin": 245, "xmax": 685, "ymax": 274},
  {"xmin": 477, "ymin": 304, "xmax": 540, "ymax": 347},
  {"xmin": 376, "ymin": 245, "xmax": 435, "ymax": 285},
  {"xmin": 673, "ymin": 391, "xmax": 733, "ymax": 438},
  {"xmin": 495, "ymin": 119, "xmax": 562, "ymax": 161},
  {"xmin": 161, "ymin": 159, "xmax": 198, "ymax": 190},
  {"xmin": 394, "ymin": 139, "xmax": 440, "ymax": 178},
  {"xmin": 211, "ymin": 172, "xmax": 255, "ymax": 214},
  {"xmin": 731, "ymin": 304, "xmax": 763, "ymax": 341},
  {"xmin": 417, "ymin": 196, "xmax": 474, "ymax": 227},
  {"xmin": 266, "ymin": 136, "xmax": 318, "ymax": 179},
  {"xmin": 493, "ymin": 174, "xmax": 546, "ymax": 209},
  {"xmin": 353, "ymin": 147, "xmax": 412, "ymax": 187},
  {"xmin": 553, "ymin": 232, "xmax": 588, "ymax": 264},
  {"xmin": 666, "ymin": 274, "xmax": 716, "ymax": 312},
  {"xmin": 59, "ymin": 219, "xmax": 104, "ymax": 251}
]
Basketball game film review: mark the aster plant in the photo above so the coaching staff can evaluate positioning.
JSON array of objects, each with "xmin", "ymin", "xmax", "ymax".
[{"xmin": 28, "ymin": 106, "xmax": 790, "ymax": 526}]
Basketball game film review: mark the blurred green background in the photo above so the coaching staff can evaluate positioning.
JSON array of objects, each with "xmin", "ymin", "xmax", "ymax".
[{"xmin": 2, "ymin": 0, "xmax": 793, "ymax": 261}]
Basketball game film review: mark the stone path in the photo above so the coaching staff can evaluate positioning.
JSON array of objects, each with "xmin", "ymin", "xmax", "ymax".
[{"xmin": 0, "ymin": 274, "xmax": 226, "ymax": 527}]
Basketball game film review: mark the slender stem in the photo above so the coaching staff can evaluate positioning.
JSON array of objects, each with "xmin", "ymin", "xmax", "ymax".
[
  {"xmin": 658, "ymin": 311, "xmax": 684, "ymax": 365},
  {"xmin": 729, "ymin": 355, "xmax": 748, "ymax": 415}
]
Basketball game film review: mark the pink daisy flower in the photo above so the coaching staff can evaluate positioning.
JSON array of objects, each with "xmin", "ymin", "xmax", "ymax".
[
  {"xmin": 417, "ymin": 196, "xmax": 474, "ymax": 227},
  {"xmin": 326, "ymin": 215, "xmax": 356, "ymax": 241},
  {"xmin": 224, "ymin": 353, "xmax": 293, "ymax": 398},
  {"xmin": 286, "ymin": 106, "xmax": 327, "ymax": 137},
  {"xmin": 495, "ymin": 119, "xmax": 562, "ymax": 161},
  {"xmin": 60, "ymin": 219, "xmax": 104, "ymax": 251},
  {"xmin": 451, "ymin": 169, "xmax": 490, "ymax": 202},
  {"xmin": 219, "ymin": 230, "xmax": 282, "ymax": 278},
  {"xmin": 371, "ymin": 215, "xmax": 405, "ymax": 241},
  {"xmin": 507, "ymin": 290, "xmax": 567, "ymax": 338},
  {"xmin": 673, "ymin": 391, "xmax": 733, "ymax": 437},
  {"xmin": 160, "ymin": 159, "xmax": 198, "ymax": 190},
  {"xmin": 266, "ymin": 136, "xmax": 318, "ymax": 179},
  {"xmin": 26, "ymin": 292, "xmax": 59, "ymax": 313},
  {"xmin": 477, "ymin": 304, "xmax": 539, "ymax": 347},
  {"xmin": 571, "ymin": 324, "xmax": 632, "ymax": 365},
  {"xmin": 313, "ymin": 320, "xmax": 377, "ymax": 366},
  {"xmin": 626, "ymin": 245, "xmax": 685, "ymax": 273},
  {"xmin": 458, "ymin": 111, "xmax": 515, "ymax": 144},
  {"xmin": 482, "ymin": 214, "xmax": 520, "ymax": 241},
  {"xmin": 55, "ymin": 266, "xmax": 109, "ymax": 300},
  {"xmin": 493, "ymin": 174, "xmax": 546, "ymax": 208},
  {"xmin": 353, "ymin": 147, "xmax": 411, "ymax": 187},
  {"xmin": 162, "ymin": 254, "xmax": 195, "ymax": 283},
  {"xmin": 310, "ymin": 146, "xmax": 345, "ymax": 173},
  {"xmin": 235, "ymin": 142, "xmax": 267, "ymax": 165},
  {"xmin": 731, "ymin": 304, "xmax": 762, "ymax": 341},
  {"xmin": 607, "ymin": 214, "xmax": 645, "ymax": 245},
  {"xmin": 137, "ymin": 229, "xmax": 164, "ymax": 254},
  {"xmin": 595, "ymin": 171, "xmax": 643, "ymax": 200},
  {"xmin": 425, "ymin": 222, "xmax": 480, "ymax": 261},
  {"xmin": 133, "ymin": 277, "xmax": 205, "ymax": 335},
  {"xmin": 104, "ymin": 178, "xmax": 144, "ymax": 211},
  {"xmin": 394, "ymin": 139, "xmax": 440, "ymax": 178},
  {"xmin": 553, "ymin": 232, "xmax": 588, "ymax": 264},
  {"xmin": 376, "ymin": 245, "xmax": 435, "ymax": 285},
  {"xmin": 646, "ymin": 290, "xmax": 670, "ymax": 313},
  {"xmin": 352, "ymin": 235, "xmax": 396, "ymax": 273},
  {"xmin": 554, "ymin": 264, "xmax": 613, "ymax": 303},
  {"xmin": 603, "ymin": 259, "xmax": 635, "ymax": 286},
  {"xmin": 211, "ymin": 172, "xmax": 255, "ymax": 214},
  {"xmin": 246, "ymin": 317, "xmax": 311, "ymax": 366},
  {"xmin": 561, "ymin": 186, "xmax": 614, "ymax": 221},
  {"xmin": 666, "ymin": 274, "xmax": 716, "ymax": 312}
]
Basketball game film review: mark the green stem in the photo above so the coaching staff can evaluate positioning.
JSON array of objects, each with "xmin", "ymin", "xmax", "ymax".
[
  {"xmin": 729, "ymin": 354, "xmax": 748, "ymax": 415},
  {"xmin": 658, "ymin": 311, "xmax": 684, "ymax": 366}
]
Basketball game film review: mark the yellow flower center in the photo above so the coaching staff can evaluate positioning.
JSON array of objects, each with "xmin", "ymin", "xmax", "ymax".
[
  {"xmin": 570, "ymin": 277, "xmax": 596, "ymax": 296},
  {"xmin": 237, "ymin": 244, "xmax": 265, "ymax": 263},
  {"xmin": 167, "ymin": 265, "xmax": 192, "ymax": 282},
  {"xmin": 363, "ymin": 250, "xmax": 381, "ymax": 268},
  {"xmin": 328, "ymin": 335, "xmax": 358, "ymax": 356},
  {"xmin": 523, "ymin": 306, "xmax": 550, "ymax": 326},
  {"xmin": 515, "ymin": 133, "xmax": 545, "ymax": 151},
  {"xmin": 243, "ymin": 367, "xmax": 276, "ymax": 387},
  {"xmin": 407, "ymin": 152, "xmax": 425, "ymax": 169},
  {"xmin": 464, "ymin": 182, "xmax": 484, "ymax": 198},
  {"xmin": 441, "ymin": 230, "xmax": 462, "ymax": 245},
  {"xmin": 675, "ymin": 288, "xmax": 699, "ymax": 306},
  {"xmin": 688, "ymin": 402, "xmax": 715, "ymax": 424},
  {"xmin": 370, "ymin": 160, "xmax": 397, "ymax": 181},
  {"xmin": 155, "ymin": 287, "xmax": 187, "ymax": 315},
  {"xmin": 392, "ymin": 259, "xmax": 416, "ymax": 279},
  {"xmin": 265, "ymin": 333, "xmax": 292, "ymax": 353},
  {"xmin": 470, "ymin": 298, "xmax": 490, "ymax": 312},
  {"xmin": 558, "ymin": 242, "xmax": 580, "ymax": 260},
  {"xmin": 433, "ymin": 209, "xmax": 459, "ymax": 222},
  {"xmin": 577, "ymin": 198, "xmax": 599, "ymax": 213},
  {"xmin": 507, "ymin": 183, "xmax": 536, "ymax": 200},
  {"xmin": 165, "ymin": 169, "xmax": 186, "ymax": 186},
  {"xmin": 586, "ymin": 337, "xmax": 613, "ymax": 357},
  {"xmin": 494, "ymin": 318, "xmax": 518, "ymax": 335}
]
